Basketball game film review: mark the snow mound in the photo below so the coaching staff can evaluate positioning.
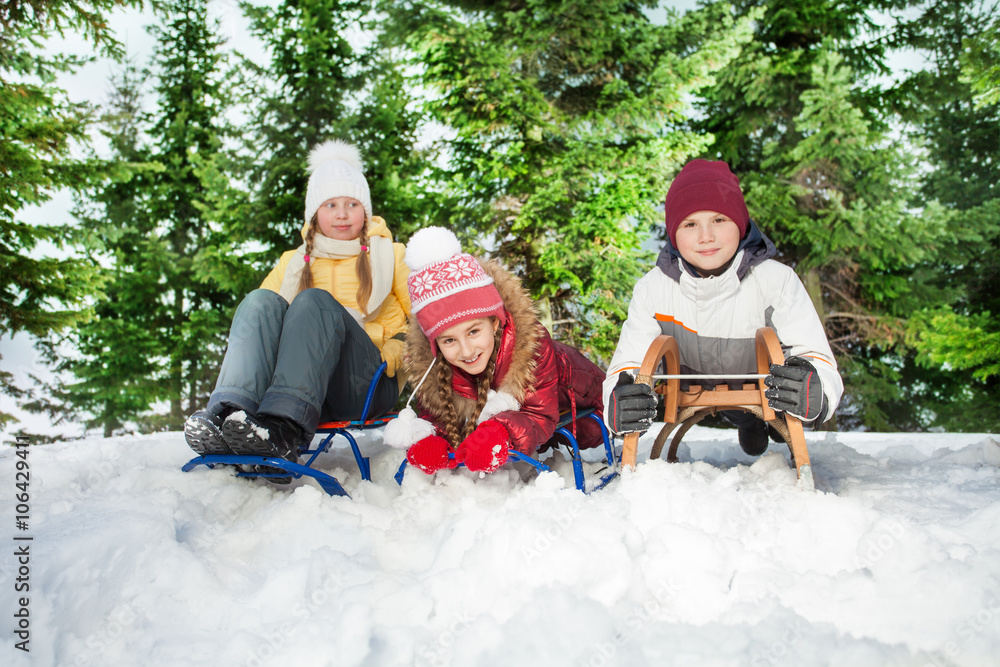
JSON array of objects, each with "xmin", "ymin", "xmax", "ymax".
[{"xmin": 4, "ymin": 426, "xmax": 999, "ymax": 666}]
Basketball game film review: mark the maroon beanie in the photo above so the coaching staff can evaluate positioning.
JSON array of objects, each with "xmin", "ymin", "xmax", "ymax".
[{"xmin": 664, "ymin": 159, "xmax": 749, "ymax": 248}]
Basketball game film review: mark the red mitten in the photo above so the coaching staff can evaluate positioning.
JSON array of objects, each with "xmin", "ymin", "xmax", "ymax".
[
  {"xmin": 456, "ymin": 420, "xmax": 511, "ymax": 473},
  {"xmin": 406, "ymin": 435, "xmax": 455, "ymax": 474}
]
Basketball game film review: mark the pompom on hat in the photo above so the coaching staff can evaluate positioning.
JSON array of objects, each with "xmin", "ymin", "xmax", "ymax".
[
  {"xmin": 664, "ymin": 159, "xmax": 749, "ymax": 248},
  {"xmin": 405, "ymin": 227, "xmax": 506, "ymax": 356},
  {"xmin": 304, "ymin": 140, "xmax": 372, "ymax": 224}
]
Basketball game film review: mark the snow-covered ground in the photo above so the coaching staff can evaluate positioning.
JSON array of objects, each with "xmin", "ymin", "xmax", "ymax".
[{"xmin": 3, "ymin": 425, "xmax": 999, "ymax": 667}]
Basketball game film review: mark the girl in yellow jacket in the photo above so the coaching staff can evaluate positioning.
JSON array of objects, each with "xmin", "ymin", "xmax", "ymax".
[{"xmin": 183, "ymin": 141, "xmax": 410, "ymax": 478}]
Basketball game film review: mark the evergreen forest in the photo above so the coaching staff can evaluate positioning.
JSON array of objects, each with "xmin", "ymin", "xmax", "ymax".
[{"xmin": 3, "ymin": 0, "xmax": 998, "ymax": 438}]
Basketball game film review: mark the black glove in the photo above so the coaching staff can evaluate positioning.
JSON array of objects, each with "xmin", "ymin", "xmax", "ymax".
[
  {"xmin": 764, "ymin": 356, "xmax": 826, "ymax": 422},
  {"xmin": 610, "ymin": 371, "xmax": 657, "ymax": 435}
]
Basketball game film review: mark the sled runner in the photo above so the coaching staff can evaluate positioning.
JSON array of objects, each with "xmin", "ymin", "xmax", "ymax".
[
  {"xmin": 621, "ymin": 327, "xmax": 814, "ymax": 490},
  {"xmin": 182, "ymin": 363, "xmax": 396, "ymax": 497},
  {"xmin": 393, "ymin": 409, "xmax": 620, "ymax": 493}
]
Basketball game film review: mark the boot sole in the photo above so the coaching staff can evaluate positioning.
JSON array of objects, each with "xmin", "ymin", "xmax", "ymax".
[
  {"xmin": 221, "ymin": 417, "xmax": 277, "ymax": 457},
  {"xmin": 222, "ymin": 417, "xmax": 295, "ymax": 484},
  {"xmin": 184, "ymin": 415, "xmax": 232, "ymax": 455}
]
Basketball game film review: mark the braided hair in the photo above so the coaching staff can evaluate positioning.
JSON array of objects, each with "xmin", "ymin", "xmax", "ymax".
[
  {"xmin": 355, "ymin": 228, "xmax": 373, "ymax": 316},
  {"xmin": 296, "ymin": 217, "xmax": 319, "ymax": 293}
]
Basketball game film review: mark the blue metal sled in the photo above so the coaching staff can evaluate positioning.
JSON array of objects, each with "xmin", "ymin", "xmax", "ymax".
[
  {"xmin": 182, "ymin": 363, "xmax": 394, "ymax": 497},
  {"xmin": 394, "ymin": 409, "xmax": 620, "ymax": 493}
]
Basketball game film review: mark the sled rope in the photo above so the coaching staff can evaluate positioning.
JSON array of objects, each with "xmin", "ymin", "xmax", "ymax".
[{"xmin": 406, "ymin": 357, "xmax": 437, "ymax": 409}]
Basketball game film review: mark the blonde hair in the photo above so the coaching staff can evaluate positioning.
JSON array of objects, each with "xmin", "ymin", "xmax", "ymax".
[
  {"xmin": 296, "ymin": 214, "xmax": 374, "ymax": 314},
  {"xmin": 434, "ymin": 320, "xmax": 503, "ymax": 448}
]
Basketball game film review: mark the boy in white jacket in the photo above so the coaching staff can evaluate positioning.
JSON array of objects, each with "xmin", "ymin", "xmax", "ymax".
[{"xmin": 604, "ymin": 159, "xmax": 843, "ymax": 455}]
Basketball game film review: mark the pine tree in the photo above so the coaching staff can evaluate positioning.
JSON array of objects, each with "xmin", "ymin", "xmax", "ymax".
[
  {"xmin": 53, "ymin": 0, "xmax": 238, "ymax": 434},
  {"xmin": 209, "ymin": 0, "xmax": 432, "ymax": 301},
  {"xmin": 891, "ymin": 0, "xmax": 1000, "ymax": 432},
  {"xmin": 351, "ymin": 52, "xmax": 433, "ymax": 240},
  {"xmin": 747, "ymin": 48, "xmax": 950, "ymax": 430},
  {"xmin": 238, "ymin": 0, "xmax": 361, "ymax": 250},
  {"xmin": 961, "ymin": 15, "xmax": 1000, "ymax": 107},
  {"xmin": 42, "ymin": 61, "xmax": 166, "ymax": 437},
  {"xmin": 388, "ymin": 0, "xmax": 754, "ymax": 358},
  {"xmin": 1, "ymin": 0, "xmax": 143, "ymax": 434},
  {"xmin": 145, "ymin": 0, "xmax": 239, "ymax": 428},
  {"xmin": 692, "ymin": 0, "xmax": 999, "ymax": 431}
]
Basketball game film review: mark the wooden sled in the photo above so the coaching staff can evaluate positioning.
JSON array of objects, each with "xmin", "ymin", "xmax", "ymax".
[
  {"xmin": 394, "ymin": 409, "xmax": 620, "ymax": 493},
  {"xmin": 621, "ymin": 328, "xmax": 814, "ymax": 490}
]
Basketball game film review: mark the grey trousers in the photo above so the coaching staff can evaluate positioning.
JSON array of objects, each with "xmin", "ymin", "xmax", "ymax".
[{"xmin": 207, "ymin": 289, "xmax": 398, "ymax": 439}]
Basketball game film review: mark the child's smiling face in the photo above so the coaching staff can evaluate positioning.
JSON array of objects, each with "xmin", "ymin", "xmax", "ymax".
[
  {"xmin": 316, "ymin": 197, "xmax": 366, "ymax": 240},
  {"xmin": 435, "ymin": 317, "xmax": 499, "ymax": 376},
  {"xmin": 673, "ymin": 210, "xmax": 742, "ymax": 276}
]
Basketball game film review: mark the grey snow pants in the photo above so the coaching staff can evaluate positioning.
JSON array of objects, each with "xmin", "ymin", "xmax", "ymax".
[{"xmin": 207, "ymin": 288, "xmax": 398, "ymax": 439}]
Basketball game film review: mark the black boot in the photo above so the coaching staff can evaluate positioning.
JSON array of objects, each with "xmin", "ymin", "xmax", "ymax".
[
  {"xmin": 737, "ymin": 420, "xmax": 769, "ymax": 456},
  {"xmin": 222, "ymin": 412, "xmax": 306, "ymax": 484},
  {"xmin": 184, "ymin": 405, "xmax": 236, "ymax": 455},
  {"xmin": 722, "ymin": 410, "xmax": 769, "ymax": 457}
]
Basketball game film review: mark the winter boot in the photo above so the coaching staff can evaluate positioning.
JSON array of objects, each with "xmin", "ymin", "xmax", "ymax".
[
  {"xmin": 737, "ymin": 419, "xmax": 769, "ymax": 457},
  {"xmin": 184, "ymin": 405, "xmax": 236, "ymax": 456},
  {"xmin": 722, "ymin": 410, "xmax": 769, "ymax": 457},
  {"xmin": 222, "ymin": 412, "xmax": 306, "ymax": 484}
]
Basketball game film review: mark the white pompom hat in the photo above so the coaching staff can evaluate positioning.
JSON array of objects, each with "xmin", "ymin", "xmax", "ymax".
[
  {"xmin": 404, "ymin": 227, "xmax": 506, "ymax": 355},
  {"xmin": 303, "ymin": 140, "xmax": 372, "ymax": 224}
]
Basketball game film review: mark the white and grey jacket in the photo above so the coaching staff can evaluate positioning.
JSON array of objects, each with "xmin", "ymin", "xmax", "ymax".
[{"xmin": 603, "ymin": 222, "xmax": 843, "ymax": 428}]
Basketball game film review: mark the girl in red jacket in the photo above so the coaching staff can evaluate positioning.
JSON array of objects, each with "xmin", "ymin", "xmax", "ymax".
[{"xmin": 383, "ymin": 227, "xmax": 605, "ymax": 474}]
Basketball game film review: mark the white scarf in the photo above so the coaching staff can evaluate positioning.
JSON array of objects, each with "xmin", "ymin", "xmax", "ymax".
[{"xmin": 278, "ymin": 232, "xmax": 394, "ymax": 322}]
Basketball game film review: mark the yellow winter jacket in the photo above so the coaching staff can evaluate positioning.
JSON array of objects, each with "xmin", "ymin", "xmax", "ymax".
[{"xmin": 260, "ymin": 216, "xmax": 411, "ymax": 383}]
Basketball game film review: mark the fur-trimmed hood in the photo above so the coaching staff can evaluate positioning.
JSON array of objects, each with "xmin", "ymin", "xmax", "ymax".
[{"xmin": 403, "ymin": 258, "xmax": 544, "ymax": 424}]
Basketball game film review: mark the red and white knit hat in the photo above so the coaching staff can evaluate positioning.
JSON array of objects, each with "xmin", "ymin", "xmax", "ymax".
[{"xmin": 405, "ymin": 227, "xmax": 506, "ymax": 355}]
